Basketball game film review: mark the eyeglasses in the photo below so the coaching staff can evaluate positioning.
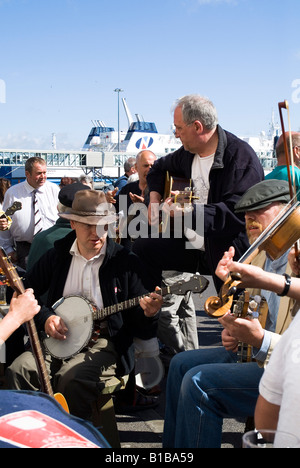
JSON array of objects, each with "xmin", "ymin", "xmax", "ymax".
[{"xmin": 173, "ymin": 122, "xmax": 195, "ymax": 135}]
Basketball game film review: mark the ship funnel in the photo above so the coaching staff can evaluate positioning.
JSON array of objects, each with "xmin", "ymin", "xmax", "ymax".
[{"xmin": 122, "ymin": 98, "xmax": 134, "ymax": 126}]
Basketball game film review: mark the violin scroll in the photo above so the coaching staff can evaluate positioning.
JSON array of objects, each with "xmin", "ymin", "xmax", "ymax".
[{"xmin": 204, "ymin": 273, "xmax": 243, "ymax": 318}]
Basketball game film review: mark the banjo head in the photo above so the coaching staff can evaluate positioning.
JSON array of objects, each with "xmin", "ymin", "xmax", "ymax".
[{"xmin": 44, "ymin": 296, "xmax": 95, "ymax": 360}]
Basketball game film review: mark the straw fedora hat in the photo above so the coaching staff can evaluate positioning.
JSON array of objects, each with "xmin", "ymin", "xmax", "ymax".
[{"xmin": 59, "ymin": 189, "xmax": 116, "ymax": 225}]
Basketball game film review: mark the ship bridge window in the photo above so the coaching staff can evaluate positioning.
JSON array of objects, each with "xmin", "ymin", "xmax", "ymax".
[
  {"xmin": 91, "ymin": 127, "xmax": 114, "ymax": 136},
  {"xmin": 124, "ymin": 121, "xmax": 158, "ymax": 140}
]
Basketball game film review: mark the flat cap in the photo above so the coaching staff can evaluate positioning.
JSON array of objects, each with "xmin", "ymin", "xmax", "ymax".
[
  {"xmin": 59, "ymin": 182, "xmax": 91, "ymax": 208},
  {"xmin": 234, "ymin": 179, "xmax": 291, "ymax": 213}
]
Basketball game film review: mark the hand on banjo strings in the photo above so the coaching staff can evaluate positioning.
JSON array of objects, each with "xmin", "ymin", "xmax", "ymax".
[{"xmin": 45, "ymin": 315, "xmax": 68, "ymax": 341}]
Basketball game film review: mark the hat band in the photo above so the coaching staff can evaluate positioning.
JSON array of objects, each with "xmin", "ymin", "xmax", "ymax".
[{"xmin": 70, "ymin": 210, "xmax": 112, "ymax": 217}]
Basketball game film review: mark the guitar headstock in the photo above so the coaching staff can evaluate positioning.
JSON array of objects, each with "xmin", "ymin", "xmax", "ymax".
[
  {"xmin": 0, "ymin": 247, "xmax": 24, "ymax": 295},
  {"xmin": 169, "ymin": 275, "xmax": 209, "ymax": 296}
]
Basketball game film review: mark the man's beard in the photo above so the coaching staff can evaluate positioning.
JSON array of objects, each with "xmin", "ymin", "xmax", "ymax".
[{"xmin": 246, "ymin": 221, "xmax": 263, "ymax": 245}]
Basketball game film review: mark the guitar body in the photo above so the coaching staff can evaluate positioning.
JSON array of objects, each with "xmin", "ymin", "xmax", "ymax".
[
  {"xmin": 160, "ymin": 172, "xmax": 193, "ymax": 234},
  {"xmin": 54, "ymin": 392, "xmax": 69, "ymax": 413},
  {"xmin": 163, "ymin": 172, "xmax": 192, "ymax": 200}
]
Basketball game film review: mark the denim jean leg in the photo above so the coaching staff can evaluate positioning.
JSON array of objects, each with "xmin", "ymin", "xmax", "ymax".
[
  {"xmin": 163, "ymin": 346, "xmax": 235, "ymax": 447},
  {"xmin": 172, "ymin": 361, "xmax": 264, "ymax": 448}
]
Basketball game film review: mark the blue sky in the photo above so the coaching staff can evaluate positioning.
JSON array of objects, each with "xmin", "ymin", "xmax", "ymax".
[{"xmin": 0, "ymin": 0, "xmax": 299, "ymax": 150}]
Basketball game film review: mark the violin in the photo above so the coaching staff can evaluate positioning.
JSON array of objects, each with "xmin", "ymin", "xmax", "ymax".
[
  {"xmin": 205, "ymin": 100, "xmax": 300, "ymax": 318},
  {"xmin": 204, "ymin": 205, "xmax": 300, "ymax": 317}
]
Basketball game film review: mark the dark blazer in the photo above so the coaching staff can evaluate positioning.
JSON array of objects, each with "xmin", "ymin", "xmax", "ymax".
[{"xmin": 26, "ymin": 232, "xmax": 158, "ymax": 376}]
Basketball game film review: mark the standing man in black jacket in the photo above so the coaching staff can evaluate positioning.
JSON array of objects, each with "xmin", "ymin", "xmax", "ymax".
[
  {"xmin": 6, "ymin": 190, "xmax": 162, "ymax": 420},
  {"xmin": 133, "ymin": 94, "xmax": 265, "ymax": 290}
]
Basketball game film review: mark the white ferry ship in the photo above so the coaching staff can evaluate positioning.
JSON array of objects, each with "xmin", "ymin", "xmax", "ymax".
[
  {"xmin": 0, "ymin": 100, "xmax": 278, "ymax": 185},
  {"xmin": 240, "ymin": 110, "xmax": 280, "ymax": 174},
  {"xmin": 83, "ymin": 98, "xmax": 181, "ymax": 155},
  {"xmin": 82, "ymin": 99, "xmax": 279, "ymax": 174}
]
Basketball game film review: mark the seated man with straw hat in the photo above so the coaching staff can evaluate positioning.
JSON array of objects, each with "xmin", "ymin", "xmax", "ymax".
[{"xmin": 6, "ymin": 189, "xmax": 162, "ymax": 420}]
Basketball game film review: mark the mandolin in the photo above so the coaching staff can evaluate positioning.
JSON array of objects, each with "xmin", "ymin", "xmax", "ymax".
[
  {"xmin": 229, "ymin": 291, "xmax": 268, "ymax": 363},
  {"xmin": 0, "ymin": 247, "xmax": 69, "ymax": 413}
]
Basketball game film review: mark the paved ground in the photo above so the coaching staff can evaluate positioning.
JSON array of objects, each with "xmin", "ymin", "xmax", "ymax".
[{"xmin": 115, "ymin": 277, "xmax": 246, "ymax": 449}]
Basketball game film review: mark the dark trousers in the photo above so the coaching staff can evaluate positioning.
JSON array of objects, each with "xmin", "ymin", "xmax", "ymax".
[
  {"xmin": 132, "ymin": 237, "xmax": 211, "ymax": 291},
  {"xmin": 16, "ymin": 241, "xmax": 31, "ymax": 270}
]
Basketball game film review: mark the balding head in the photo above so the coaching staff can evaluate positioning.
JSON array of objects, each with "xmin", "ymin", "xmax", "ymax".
[{"xmin": 276, "ymin": 132, "xmax": 300, "ymax": 167}]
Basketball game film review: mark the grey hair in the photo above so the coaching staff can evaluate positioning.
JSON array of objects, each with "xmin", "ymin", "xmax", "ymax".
[
  {"xmin": 174, "ymin": 94, "xmax": 218, "ymax": 131},
  {"xmin": 124, "ymin": 157, "xmax": 136, "ymax": 172}
]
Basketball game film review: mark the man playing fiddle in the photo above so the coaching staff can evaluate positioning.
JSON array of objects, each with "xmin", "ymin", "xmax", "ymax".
[{"xmin": 163, "ymin": 179, "xmax": 296, "ymax": 448}]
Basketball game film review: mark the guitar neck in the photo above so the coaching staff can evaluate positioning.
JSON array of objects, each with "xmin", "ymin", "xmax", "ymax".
[
  {"xmin": 0, "ymin": 247, "xmax": 55, "ymax": 398},
  {"xmin": 26, "ymin": 319, "xmax": 54, "ymax": 397}
]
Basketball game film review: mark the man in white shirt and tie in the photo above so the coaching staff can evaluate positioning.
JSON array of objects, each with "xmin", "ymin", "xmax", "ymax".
[{"xmin": 0, "ymin": 157, "xmax": 59, "ymax": 269}]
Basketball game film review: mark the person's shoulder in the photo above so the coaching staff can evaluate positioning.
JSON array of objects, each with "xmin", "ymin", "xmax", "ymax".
[
  {"xmin": 6, "ymin": 181, "xmax": 26, "ymax": 194},
  {"xmin": 224, "ymin": 128, "xmax": 253, "ymax": 150},
  {"xmin": 121, "ymin": 180, "xmax": 139, "ymax": 193},
  {"xmin": 3, "ymin": 182, "xmax": 27, "ymax": 204}
]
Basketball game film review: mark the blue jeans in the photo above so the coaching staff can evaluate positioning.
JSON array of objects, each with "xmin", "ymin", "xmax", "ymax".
[{"xmin": 163, "ymin": 347, "xmax": 264, "ymax": 448}]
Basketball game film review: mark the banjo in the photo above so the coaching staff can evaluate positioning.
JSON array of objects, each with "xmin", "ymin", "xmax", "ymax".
[{"xmin": 44, "ymin": 274, "xmax": 209, "ymax": 361}]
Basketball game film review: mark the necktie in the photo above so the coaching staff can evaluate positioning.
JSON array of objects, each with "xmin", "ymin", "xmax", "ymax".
[{"xmin": 33, "ymin": 190, "xmax": 42, "ymax": 237}]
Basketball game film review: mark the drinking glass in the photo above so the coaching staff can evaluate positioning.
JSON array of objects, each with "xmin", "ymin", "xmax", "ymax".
[{"xmin": 243, "ymin": 430, "xmax": 300, "ymax": 448}]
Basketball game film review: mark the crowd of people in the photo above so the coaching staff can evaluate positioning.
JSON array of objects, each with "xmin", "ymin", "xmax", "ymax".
[{"xmin": 0, "ymin": 93, "xmax": 300, "ymax": 448}]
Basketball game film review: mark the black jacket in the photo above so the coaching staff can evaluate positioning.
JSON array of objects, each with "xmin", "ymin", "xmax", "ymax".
[
  {"xmin": 26, "ymin": 231, "xmax": 158, "ymax": 376},
  {"xmin": 147, "ymin": 125, "xmax": 265, "ymax": 287}
]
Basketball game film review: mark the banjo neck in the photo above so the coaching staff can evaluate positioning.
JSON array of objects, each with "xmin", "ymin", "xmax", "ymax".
[
  {"xmin": 95, "ymin": 288, "xmax": 167, "ymax": 321},
  {"xmin": 94, "ymin": 281, "xmax": 197, "ymax": 321}
]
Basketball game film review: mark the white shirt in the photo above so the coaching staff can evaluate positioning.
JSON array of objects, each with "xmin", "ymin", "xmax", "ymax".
[
  {"xmin": 0, "ymin": 180, "xmax": 59, "ymax": 252},
  {"xmin": 184, "ymin": 153, "xmax": 214, "ymax": 250},
  {"xmin": 191, "ymin": 153, "xmax": 214, "ymax": 204},
  {"xmin": 63, "ymin": 239, "xmax": 107, "ymax": 310},
  {"xmin": 259, "ymin": 309, "xmax": 300, "ymax": 446}
]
